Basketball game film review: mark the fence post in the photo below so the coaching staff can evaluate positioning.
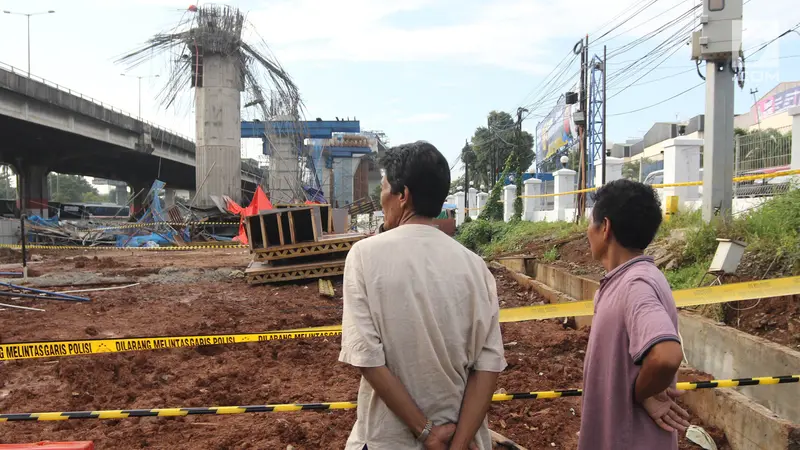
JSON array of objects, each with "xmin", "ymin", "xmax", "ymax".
[
  {"xmin": 594, "ymin": 157, "xmax": 624, "ymax": 186},
  {"xmin": 791, "ymin": 106, "xmax": 800, "ymax": 175},
  {"xmin": 468, "ymin": 187, "xmax": 478, "ymax": 219},
  {"xmin": 503, "ymin": 184, "xmax": 516, "ymax": 222},
  {"xmin": 476, "ymin": 192, "xmax": 488, "ymax": 217},
  {"xmin": 454, "ymin": 191, "xmax": 465, "ymax": 227},
  {"xmin": 663, "ymin": 137, "xmax": 703, "ymax": 211},
  {"xmin": 523, "ymin": 177, "xmax": 542, "ymax": 222},
  {"xmin": 553, "ymin": 169, "xmax": 576, "ymax": 222}
]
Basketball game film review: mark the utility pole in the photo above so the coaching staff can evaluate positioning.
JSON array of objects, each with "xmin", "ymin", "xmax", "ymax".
[
  {"xmin": 750, "ymin": 88, "xmax": 761, "ymax": 131},
  {"xmin": 463, "ymin": 140, "xmax": 470, "ymax": 213},
  {"xmin": 575, "ymin": 35, "xmax": 589, "ymax": 222},
  {"xmin": 602, "ymin": 45, "xmax": 607, "ymax": 185},
  {"xmin": 692, "ymin": 0, "xmax": 742, "ymax": 222}
]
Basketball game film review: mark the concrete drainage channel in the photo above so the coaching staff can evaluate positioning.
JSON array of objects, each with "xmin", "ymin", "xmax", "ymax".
[{"xmin": 495, "ymin": 257, "xmax": 800, "ymax": 450}]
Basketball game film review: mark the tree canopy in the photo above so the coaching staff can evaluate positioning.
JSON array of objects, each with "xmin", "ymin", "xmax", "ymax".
[
  {"xmin": 48, "ymin": 173, "xmax": 106, "ymax": 204},
  {"xmin": 468, "ymin": 111, "xmax": 534, "ymax": 189}
]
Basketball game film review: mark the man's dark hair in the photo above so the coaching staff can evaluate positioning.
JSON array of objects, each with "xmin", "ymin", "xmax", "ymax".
[
  {"xmin": 379, "ymin": 141, "xmax": 450, "ymax": 218},
  {"xmin": 590, "ymin": 179, "xmax": 662, "ymax": 251}
]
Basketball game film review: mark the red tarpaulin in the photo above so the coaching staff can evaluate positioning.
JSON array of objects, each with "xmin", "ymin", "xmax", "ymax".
[{"xmin": 227, "ymin": 186, "xmax": 273, "ymax": 245}]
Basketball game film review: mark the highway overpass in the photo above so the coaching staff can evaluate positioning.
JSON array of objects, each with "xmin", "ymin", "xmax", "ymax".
[{"xmin": 0, "ymin": 62, "xmax": 261, "ymax": 217}]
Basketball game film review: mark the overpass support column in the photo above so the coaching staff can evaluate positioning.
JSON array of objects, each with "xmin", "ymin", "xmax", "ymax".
[
  {"xmin": 17, "ymin": 163, "xmax": 49, "ymax": 218},
  {"xmin": 164, "ymin": 188, "xmax": 177, "ymax": 208},
  {"xmin": 114, "ymin": 185, "xmax": 129, "ymax": 206},
  {"xmin": 268, "ymin": 133, "xmax": 299, "ymax": 204},
  {"xmin": 194, "ymin": 53, "xmax": 243, "ymax": 208}
]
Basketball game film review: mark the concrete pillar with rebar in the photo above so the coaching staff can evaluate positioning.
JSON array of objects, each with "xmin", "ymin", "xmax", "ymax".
[{"xmin": 194, "ymin": 53, "xmax": 243, "ymax": 208}]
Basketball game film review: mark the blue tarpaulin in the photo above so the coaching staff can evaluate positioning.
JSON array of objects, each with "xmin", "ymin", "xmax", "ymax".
[{"xmin": 27, "ymin": 215, "xmax": 59, "ymax": 227}]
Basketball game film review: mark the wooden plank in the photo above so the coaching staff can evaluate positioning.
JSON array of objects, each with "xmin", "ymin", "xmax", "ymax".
[
  {"xmin": 277, "ymin": 212, "xmax": 285, "ymax": 246},
  {"xmin": 246, "ymin": 259, "xmax": 346, "ymax": 275},
  {"xmin": 259, "ymin": 215, "xmax": 268, "ymax": 249},
  {"xmin": 251, "ymin": 234, "xmax": 365, "ymax": 261},
  {"xmin": 245, "ymin": 259, "xmax": 347, "ymax": 285},
  {"xmin": 288, "ymin": 211, "xmax": 297, "ymax": 244},
  {"xmin": 245, "ymin": 218, "xmax": 253, "ymax": 248}
]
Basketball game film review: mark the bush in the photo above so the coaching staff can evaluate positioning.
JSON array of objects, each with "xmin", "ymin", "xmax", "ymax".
[
  {"xmin": 456, "ymin": 219, "xmax": 509, "ymax": 253},
  {"xmin": 456, "ymin": 219, "xmax": 582, "ymax": 257}
]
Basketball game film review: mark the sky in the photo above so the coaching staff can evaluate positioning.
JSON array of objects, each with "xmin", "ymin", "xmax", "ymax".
[{"xmin": 1, "ymin": 0, "xmax": 799, "ymax": 180}]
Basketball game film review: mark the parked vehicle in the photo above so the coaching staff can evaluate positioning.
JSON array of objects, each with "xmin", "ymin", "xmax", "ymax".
[{"xmin": 643, "ymin": 166, "xmax": 790, "ymax": 198}]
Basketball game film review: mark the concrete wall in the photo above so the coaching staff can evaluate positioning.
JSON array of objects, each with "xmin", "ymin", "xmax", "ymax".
[
  {"xmin": 681, "ymin": 388, "xmax": 800, "ymax": 450},
  {"xmin": 0, "ymin": 218, "xmax": 20, "ymax": 245},
  {"xmin": 679, "ymin": 312, "xmax": 800, "ymax": 424}
]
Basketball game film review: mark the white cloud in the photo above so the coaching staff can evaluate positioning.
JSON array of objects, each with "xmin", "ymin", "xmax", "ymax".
[
  {"xmin": 244, "ymin": 0, "xmax": 797, "ymax": 75},
  {"xmin": 396, "ymin": 113, "xmax": 450, "ymax": 123}
]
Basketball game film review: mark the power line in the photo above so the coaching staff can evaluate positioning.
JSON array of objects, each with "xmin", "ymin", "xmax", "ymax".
[
  {"xmin": 608, "ymin": 67, "xmax": 696, "ymax": 91},
  {"xmin": 608, "ymin": 82, "xmax": 704, "ymax": 117},
  {"xmin": 594, "ymin": 0, "xmax": 693, "ymax": 48}
]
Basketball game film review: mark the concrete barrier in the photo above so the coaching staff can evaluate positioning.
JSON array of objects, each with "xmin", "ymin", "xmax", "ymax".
[{"xmin": 679, "ymin": 312, "xmax": 800, "ymax": 424}]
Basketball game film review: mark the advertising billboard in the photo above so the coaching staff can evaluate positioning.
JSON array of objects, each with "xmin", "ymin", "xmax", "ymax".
[
  {"xmin": 535, "ymin": 91, "xmax": 577, "ymax": 165},
  {"xmin": 755, "ymin": 84, "xmax": 800, "ymax": 119}
]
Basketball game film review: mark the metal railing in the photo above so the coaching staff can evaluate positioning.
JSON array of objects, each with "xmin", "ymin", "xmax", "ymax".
[
  {"xmin": 0, "ymin": 60, "xmax": 194, "ymax": 143},
  {"xmin": 733, "ymin": 127, "xmax": 793, "ymax": 198}
]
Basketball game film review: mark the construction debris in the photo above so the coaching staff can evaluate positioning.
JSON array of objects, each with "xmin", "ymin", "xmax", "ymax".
[
  {"xmin": 243, "ymin": 204, "xmax": 364, "ymax": 285},
  {"xmin": 0, "ymin": 282, "xmax": 90, "ymax": 303}
]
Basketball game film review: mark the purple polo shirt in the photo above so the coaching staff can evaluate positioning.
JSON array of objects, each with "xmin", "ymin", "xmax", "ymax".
[{"xmin": 578, "ymin": 256, "xmax": 681, "ymax": 450}]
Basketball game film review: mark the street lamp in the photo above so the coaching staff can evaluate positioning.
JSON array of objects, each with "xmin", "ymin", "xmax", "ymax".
[
  {"xmin": 120, "ymin": 73, "xmax": 160, "ymax": 118},
  {"xmin": 3, "ymin": 10, "xmax": 55, "ymax": 76}
]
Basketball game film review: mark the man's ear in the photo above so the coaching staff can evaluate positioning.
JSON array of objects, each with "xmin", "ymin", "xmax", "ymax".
[{"xmin": 602, "ymin": 217, "xmax": 612, "ymax": 241}]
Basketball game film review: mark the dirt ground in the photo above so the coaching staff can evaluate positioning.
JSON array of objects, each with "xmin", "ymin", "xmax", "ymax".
[
  {"xmin": 522, "ymin": 233, "xmax": 800, "ymax": 351},
  {"xmin": 0, "ymin": 250, "xmax": 729, "ymax": 449}
]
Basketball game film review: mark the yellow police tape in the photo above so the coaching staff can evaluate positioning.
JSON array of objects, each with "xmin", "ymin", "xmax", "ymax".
[
  {"xmin": 519, "ymin": 169, "xmax": 800, "ymax": 199},
  {"xmin": 89, "ymin": 221, "xmax": 240, "ymax": 231},
  {"xmin": 499, "ymin": 274, "xmax": 800, "ymax": 322},
  {"xmin": 0, "ymin": 243, "xmax": 246, "ymax": 251},
  {"xmin": 1, "ymin": 276, "xmax": 798, "ymax": 362},
  {"xmin": 0, "ymin": 325, "xmax": 343, "ymax": 362},
  {"xmin": 1, "ymin": 375, "xmax": 797, "ymax": 421}
]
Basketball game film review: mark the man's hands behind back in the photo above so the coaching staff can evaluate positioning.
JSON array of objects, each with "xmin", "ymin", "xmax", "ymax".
[
  {"xmin": 422, "ymin": 423, "xmax": 478, "ymax": 450},
  {"xmin": 641, "ymin": 388, "xmax": 691, "ymax": 433}
]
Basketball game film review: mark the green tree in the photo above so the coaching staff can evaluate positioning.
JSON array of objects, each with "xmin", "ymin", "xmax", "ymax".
[
  {"xmin": 48, "ymin": 173, "xmax": 101, "ymax": 203},
  {"xmin": 371, "ymin": 184, "xmax": 382, "ymax": 205},
  {"xmin": 479, "ymin": 153, "xmax": 515, "ymax": 221},
  {"xmin": 0, "ymin": 165, "xmax": 14, "ymax": 200},
  {"xmin": 450, "ymin": 175, "xmax": 464, "ymax": 195},
  {"xmin": 470, "ymin": 111, "xmax": 534, "ymax": 189}
]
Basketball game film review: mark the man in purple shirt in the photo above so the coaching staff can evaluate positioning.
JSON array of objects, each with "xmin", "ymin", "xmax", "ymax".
[{"xmin": 578, "ymin": 179, "xmax": 691, "ymax": 450}]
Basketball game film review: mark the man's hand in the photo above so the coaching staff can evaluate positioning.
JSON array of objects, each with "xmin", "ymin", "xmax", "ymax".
[
  {"xmin": 422, "ymin": 424, "xmax": 455, "ymax": 450},
  {"xmin": 422, "ymin": 424, "xmax": 479, "ymax": 450},
  {"xmin": 641, "ymin": 389, "xmax": 691, "ymax": 433}
]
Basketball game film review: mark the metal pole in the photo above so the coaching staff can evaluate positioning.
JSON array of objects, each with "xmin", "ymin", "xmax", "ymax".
[
  {"xmin": 702, "ymin": 61, "xmax": 735, "ymax": 222},
  {"xmin": 602, "ymin": 45, "xmax": 607, "ymax": 185},
  {"xmin": 20, "ymin": 214, "xmax": 27, "ymax": 281},
  {"xmin": 26, "ymin": 15, "xmax": 31, "ymax": 76},
  {"xmin": 138, "ymin": 76, "xmax": 142, "ymax": 118}
]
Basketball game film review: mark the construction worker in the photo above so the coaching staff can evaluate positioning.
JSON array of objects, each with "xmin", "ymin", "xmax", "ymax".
[
  {"xmin": 339, "ymin": 141, "xmax": 506, "ymax": 450},
  {"xmin": 579, "ymin": 179, "xmax": 690, "ymax": 450}
]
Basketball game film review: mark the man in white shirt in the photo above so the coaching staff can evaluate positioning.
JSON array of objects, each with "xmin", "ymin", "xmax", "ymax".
[{"xmin": 339, "ymin": 141, "xmax": 507, "ymax": 450}]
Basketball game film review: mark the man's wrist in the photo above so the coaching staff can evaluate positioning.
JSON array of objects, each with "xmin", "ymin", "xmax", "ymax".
[{"xmin": 416, "ymin": 419, "xmax": 433, "ymax": 442}]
